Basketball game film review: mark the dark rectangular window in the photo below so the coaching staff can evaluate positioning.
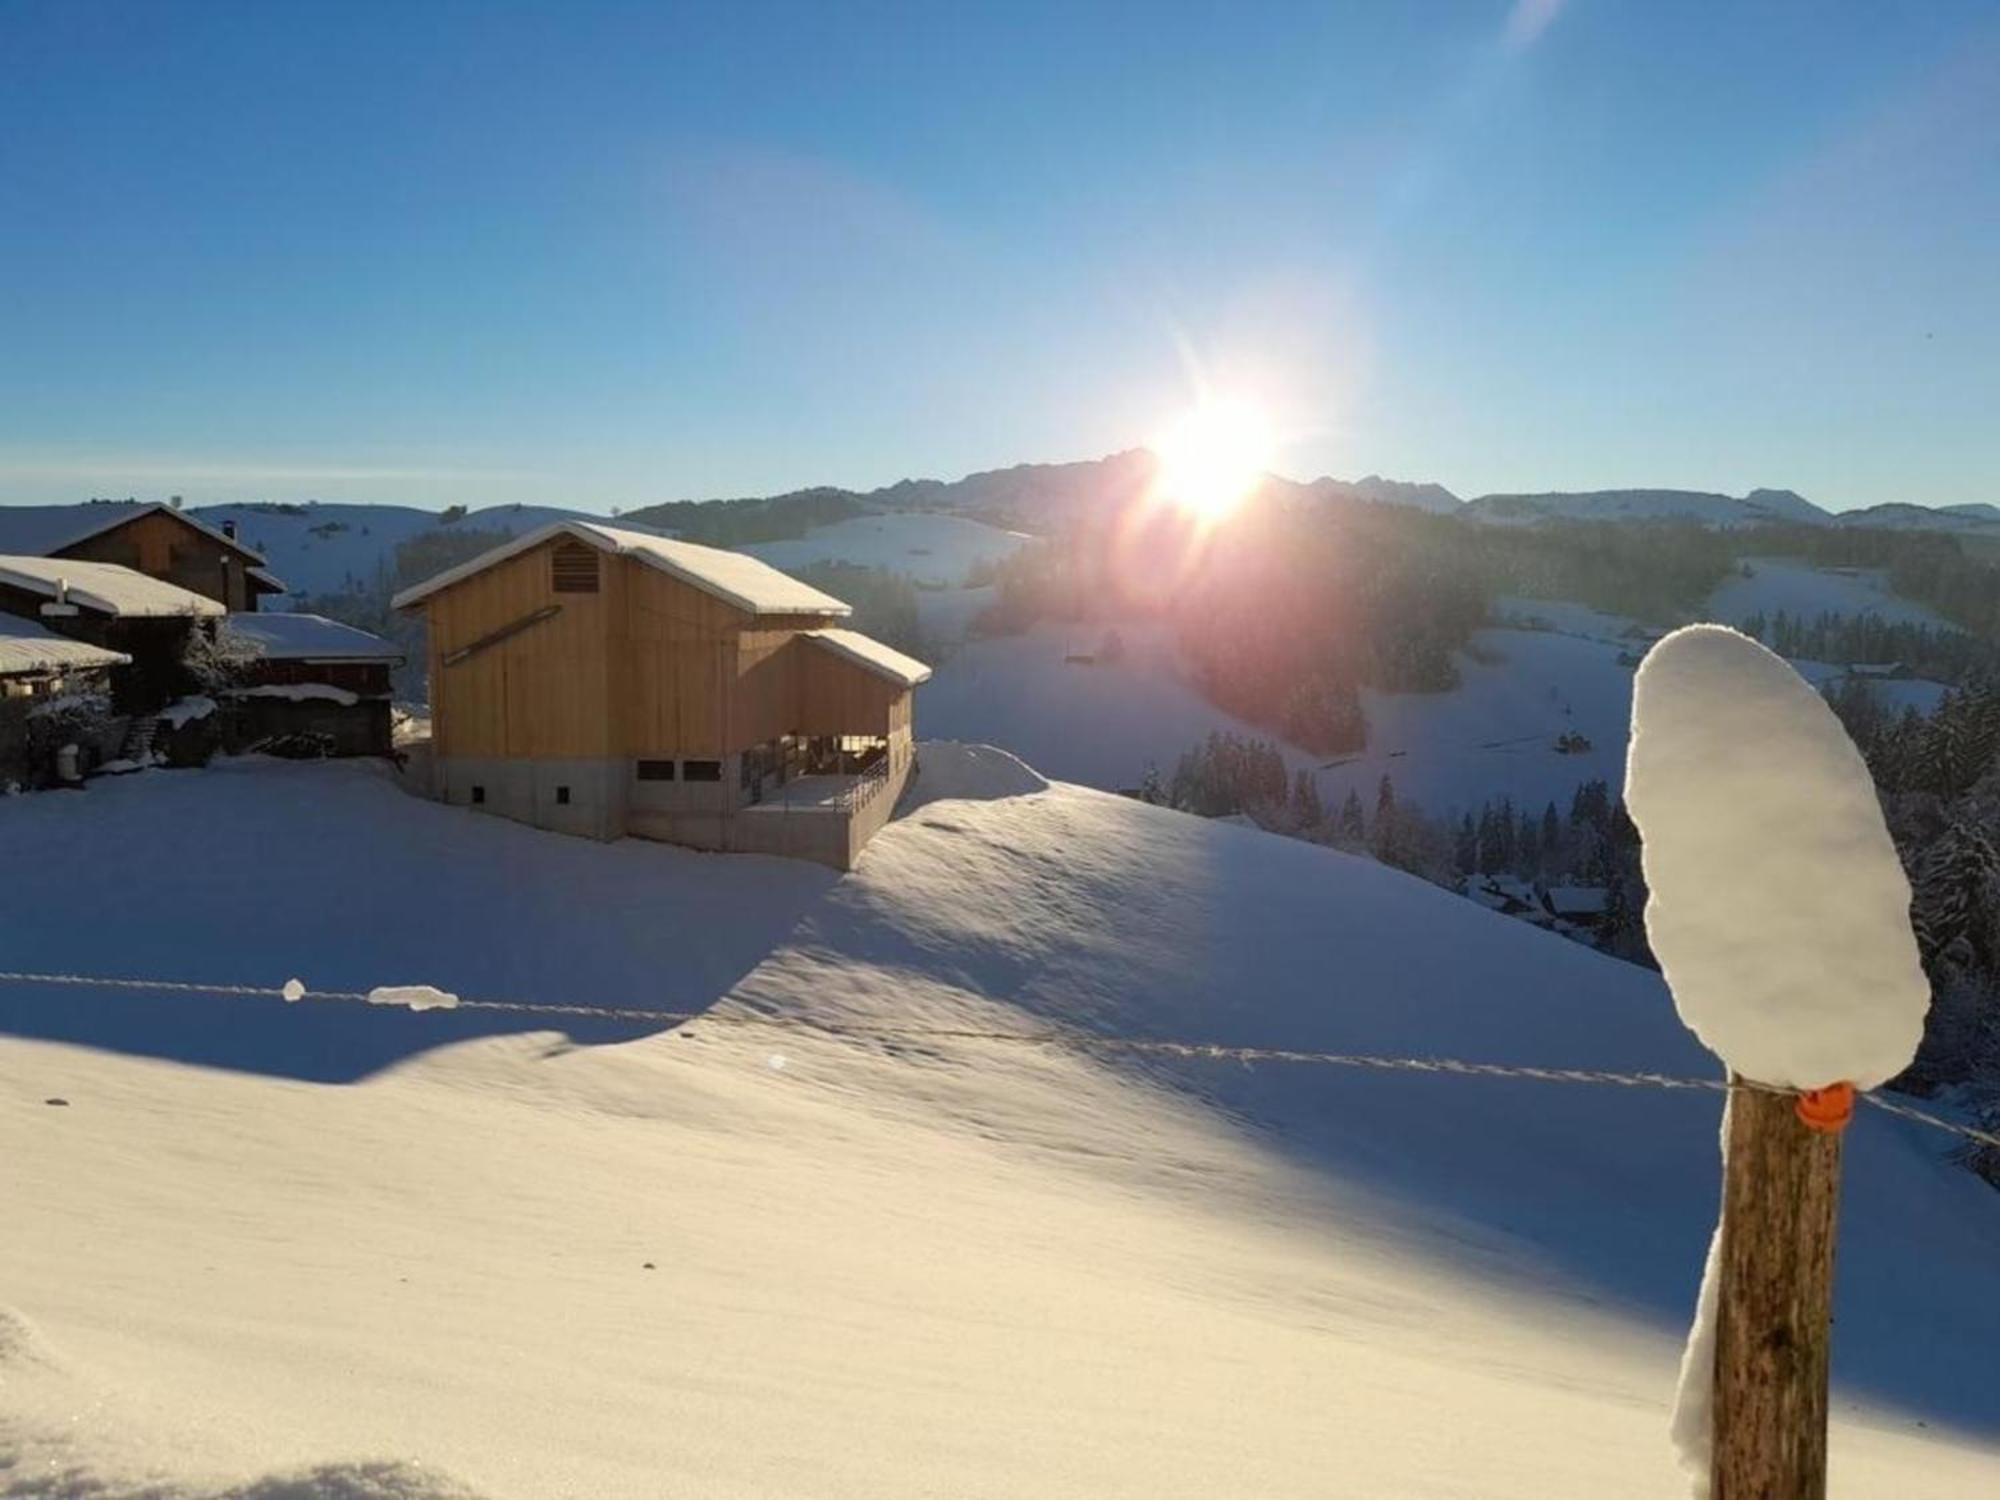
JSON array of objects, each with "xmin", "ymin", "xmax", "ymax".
[
  {"xmin": 555, "ymin": 785, "xmax": 571, "ymax": 805},
  {"xmin": 682, "ymin": 759, "xmax": 722, "ymax": 782},
  {"xmin": 551, "ymin": 540, "xmax": 600, "ymax": 593},
  {"xmin": 470, "ymin": 785, "xmax": 486, "ymax": 805},
  {"xmin": 636, "ymin": 760, "xmax": 676, "ymax": 782}
]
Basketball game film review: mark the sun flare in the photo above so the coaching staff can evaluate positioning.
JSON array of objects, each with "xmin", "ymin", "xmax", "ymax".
[{"xmin": 1149, "ymin": 398, "xmax": 1275, "ymax": 522}]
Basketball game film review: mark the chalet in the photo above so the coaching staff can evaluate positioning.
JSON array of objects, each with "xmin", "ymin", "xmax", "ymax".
[
  {"xmin": 393, "ymin": 521, "xmax": 931, "ymax": 869},
  {"xmin": 0, "ymin": 555, "xmax": 223, "ymax": 711},
  {"xmin": 219, "ymin": 613, "xmax": 407, "ymax": 757},
  {"xmin": 0, "ymin": 502, "xmax": 287, "ymax": 611},
  {"xmin": 0, "ymin": 617, "xmax": 127, "ymax": 701}
]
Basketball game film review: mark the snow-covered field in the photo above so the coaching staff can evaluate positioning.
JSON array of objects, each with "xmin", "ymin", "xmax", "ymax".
[
  {"xmin": 2, "ymin": 753, "xmax": 1998, "ymax": 1497},
  {"xmin": 1317, "ymin": 609, "xmax": 1639, "ymax": 817},
  {"xmin": 918, "ymin": 621, "xmax": 1306, "ymax": 789},
  {"xmin": 744, "ymin": 512, "xmax": 1033, "ymax": 588},
  {"xmin": 1708, "ymin": 558, "xmax": 1951, "ymax": 631}
]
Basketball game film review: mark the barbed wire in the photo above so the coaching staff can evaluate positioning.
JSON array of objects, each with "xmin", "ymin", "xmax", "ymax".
[{"xmin": 4, "ymin": 967, "xmax": 1997, "ymax": 1153}]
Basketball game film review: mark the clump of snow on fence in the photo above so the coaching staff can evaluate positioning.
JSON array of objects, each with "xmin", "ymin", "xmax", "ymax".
[
  {"xmin": 281, "ymin": 978, "xmax": 306, "ymax": 1002},
  {"xmin": 1625, "ymin": 625, "xmax": 1928, "ymax": 1091},
  {"xmin": 365, "ymin": 984, "xmax": 459, "ymax": 1012},
  {"xmin": 1629, "ymin": 625, "xmax": 1931, "ymax": 1495}
]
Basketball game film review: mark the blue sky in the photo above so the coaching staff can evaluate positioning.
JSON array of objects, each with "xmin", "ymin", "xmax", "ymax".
[{"xmin": 1, "ymin": 0, "xmax": 1994, "ymax": 511}]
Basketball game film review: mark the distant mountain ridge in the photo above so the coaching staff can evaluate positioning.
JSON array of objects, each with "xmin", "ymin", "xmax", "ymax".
[
  {"xmin": 1460, "ymin": 485, "xmax": 1833, "ymax": 528},
  {"xmin": 6, "ymin": 455, "xmax": 1991, "ymax": 606}
]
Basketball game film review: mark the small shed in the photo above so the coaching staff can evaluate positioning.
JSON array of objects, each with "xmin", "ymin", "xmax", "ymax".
[{"xmin": 219, "ymin": 612, "xmax": 406, "ymax": 756}]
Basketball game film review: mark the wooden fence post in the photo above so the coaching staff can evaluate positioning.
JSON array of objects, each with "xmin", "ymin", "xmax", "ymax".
[{"xmin": 1710, "ymin": 1078, "xmax": 1844, "ymax": 1500}]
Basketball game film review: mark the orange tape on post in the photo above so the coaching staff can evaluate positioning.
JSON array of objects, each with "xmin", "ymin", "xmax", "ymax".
[{"xmin": 1795, "ymin": 1081, "xmax": 1855, "ymax": 1133}]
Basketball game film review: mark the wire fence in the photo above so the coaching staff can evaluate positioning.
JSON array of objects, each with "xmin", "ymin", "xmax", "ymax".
[{"xmin": 3, "ymin": 967, "xmax": 1997, "ymax": 1154}]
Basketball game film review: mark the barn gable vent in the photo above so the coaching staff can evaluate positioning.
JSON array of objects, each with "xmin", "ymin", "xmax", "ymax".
[{"xmin": 551, "ymin": 540, "xmax": 601, "ymax": 593}]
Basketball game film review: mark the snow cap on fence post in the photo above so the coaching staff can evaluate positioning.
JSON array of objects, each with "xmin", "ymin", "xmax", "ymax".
[{"xmin": 1625, "ymin": 624, "xmax": 1928, "ymax": 1091}]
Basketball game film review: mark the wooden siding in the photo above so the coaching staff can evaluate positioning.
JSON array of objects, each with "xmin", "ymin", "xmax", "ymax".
[
  {"xmin": 56, "ymin": 510, "xmax": 260, "ymax": 610},
  {"xmin": 797, "ymin": 643, "xmax": 903, "ymax": 738},
  {"xmin": 418, "ymin": 542, "xmax": 909, "ymax": 760},
  {"xmin": 426, "ymin": 538, "xmax": 618, "ymax": 759}
]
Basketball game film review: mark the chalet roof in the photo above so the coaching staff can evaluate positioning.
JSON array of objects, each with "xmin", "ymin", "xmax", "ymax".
[
  {"xmin": 0, "ymin": 501, "xmax": 280, "ymax": 576},
  {"xmin": 221, "ymin": 611, "xmax": 405, "ymax": 664},
  {"xmin": 0, "ymin": 555, "xmax": 226, "ymax": 619},
  {"xmin": 1545, "ymin": 885, "xmax": 1611, "ymax": 917},
  {"xmin": 0, "ymin": 617, "xmax": 130, "ymax": 676},
  {"xmin": 803, "ymin": 628, "xmax": 932, "ymax": 688},
  {"xmin": 390, "ymin": 521, "xmax": 852, "ymax": 619}
]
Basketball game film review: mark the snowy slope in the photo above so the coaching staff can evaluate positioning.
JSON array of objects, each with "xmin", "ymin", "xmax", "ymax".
[
  {"xmin": 188, "ymin": 502, "xmax": 629, "ymax": 599},
  {"xmin": 918, "ymin": 620, "xmax": 1310, "ymax": 788},
  {"xmin": 1708, "ymin": 558, "xmax": 1952, "ymax": 631},
  {"xmin": 1465, "ymin": 487, "xmax": 1830, "ymax": 528},
  {"xmin": 742, "ymin": 512, "xmax": 1033, "ymax": 587},
  {"xmin": 2, "ymin": 754, "xmax": 1997, "ymax": 1497},
  {"xmin": 1314, "ymin": 609, "xmax": 1639, "ymax": 816}
]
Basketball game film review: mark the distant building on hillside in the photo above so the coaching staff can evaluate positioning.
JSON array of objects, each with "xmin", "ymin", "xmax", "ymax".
[
  {"xmin": 393, "ymin": 521, "xmax": 930, "ymax": 868},
  {"xmin": 220, "ymin": 613, "xmax": 406, "ymax": 757},
  {"xmin": 0, "ymin": 502, "xmax": 287, "ymax": 611}
]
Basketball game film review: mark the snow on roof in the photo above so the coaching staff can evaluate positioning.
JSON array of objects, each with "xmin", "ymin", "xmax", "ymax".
[
  {"xmin": 803, "ymin": 627, "xmax": 931, "ymax": 687},
  {"xmin": 390, "ymin": 521, "xmax": 852, "ymax": 619},
  {"xmin": 0, "ymin": 617, "xmax": 129, "ymax": 676},
  {"xmin": 0, "ymin": 555, "xmax": 225, "ymax": 618},
  {"xmin": 247, "ymin": 565, "xmax": 289, "ymax": 593},
  {"xmin": 0, "ymin": 501, "xmax": 275, "ymax": 567},
  {"xmin": 222, "ymin": 612, "xmax": 404, "ymax": 664},
  {"xmin": 1544, "ymin": 885, "xmax": 1610, "ymax": 917}
]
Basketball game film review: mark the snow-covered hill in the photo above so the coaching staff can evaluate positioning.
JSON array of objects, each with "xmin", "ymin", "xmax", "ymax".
[
  {"xmin": 1708, "ymin": 558, "xmax": 1952, "ymax": 631},
  {"xmin": 189, "ymin": 501, "xmax": 631, "ymax": 598},
  {"xmin": 3, "ymin": 752, "xmax": 1996, "ymax": 1496},
  {"xmin": 1464, "ymin": 487, "xmax": 1830, "ymax": 528},
  {"xmin": 741, "ymin": 511, "xmax": 1034, "ymax": 587}
]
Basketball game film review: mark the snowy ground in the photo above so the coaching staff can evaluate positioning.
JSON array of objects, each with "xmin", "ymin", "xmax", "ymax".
[
  {"xmin": 1708, "ymin": 558, "xmax": 1951, "ymax": 631},
  {"xmin": 1315, "ymin": 612, "xmax": 1638, "ymax": 817},
  {"xmin": 3, "ymin": 752, "xmax": 1998, "ymax": 1497},
  {"xmin": 918, "ymin": 621, "xmax": 1305, "ymax": 789},
  {"xmin": 743, "ymin": 512, "xmax": 1034, "ymax": 588}
]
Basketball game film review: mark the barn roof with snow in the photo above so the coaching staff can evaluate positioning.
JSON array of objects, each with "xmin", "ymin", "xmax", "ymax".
[
  {"xmin": 0, "ymin": 617, "xmax": 131, "ymax": 677},
  {"xmin": 222, "ymin": 611, "xmax": 405, "ymax": 665},
  {"xmin": 391, "ymin": 521, "xmax": 852, "ymax": 618},
  {"xmin": 802, "ymin": 628, "xmax": 932, "ymax": 687},
  {"xmin": 0, "ymin": 556, "xmax": 227, "ymax": 618}
]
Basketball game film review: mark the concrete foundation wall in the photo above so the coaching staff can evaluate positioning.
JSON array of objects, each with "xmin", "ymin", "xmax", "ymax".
[
  {"xmin": 437, "ymin": 756, "xmax": 627, "ymax": 841},
  {"xmin": 431, "ymin": 750, "xmax": 913, "ymax": 869}
]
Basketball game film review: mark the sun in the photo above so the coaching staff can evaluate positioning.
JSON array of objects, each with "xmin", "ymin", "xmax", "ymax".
[{"xmin": 1148, "ymin": 398, "xmax": 1275, "ymax": 522}]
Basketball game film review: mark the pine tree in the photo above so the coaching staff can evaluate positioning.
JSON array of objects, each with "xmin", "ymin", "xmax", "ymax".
[
  {"xmin": 1291, "ymin": 769, "xmax": 1325, "ymax": 832},
  {"xmin": 1338, "ymin": 789, "xmax": 1366, "ymax": 844},
  {"xmin": 1454, "ymin": 813, "xmax": 1478, "ymax": 876},
  {"xmin": 1372, "ymin": 775, "xmax": 1398, "ymax": 863}
]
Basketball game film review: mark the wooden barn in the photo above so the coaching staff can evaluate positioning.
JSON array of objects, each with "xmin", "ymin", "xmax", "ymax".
[
  {"xmin": 0, "ymin": 502, "xmax": 286, "ymax": 611},
  {"xmin": 393, "ymin": 521, "xmax": 930, "ymax": 868}
]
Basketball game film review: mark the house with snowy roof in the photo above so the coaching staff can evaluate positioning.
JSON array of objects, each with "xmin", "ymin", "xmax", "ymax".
[
  {"xmin": 0, "ymin": 554, "xmax": 224, "ymax": 711},
  {"xmin": 393, "ymin": 521, "xmax": 931, "ymax": 867},
  {"xmin": 219, "ymin": 613, "xmax": 407, "ymax": 757},
  {"xmin": 0, "ymin": 502, "xmax": 287, "ymax": 611}
]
